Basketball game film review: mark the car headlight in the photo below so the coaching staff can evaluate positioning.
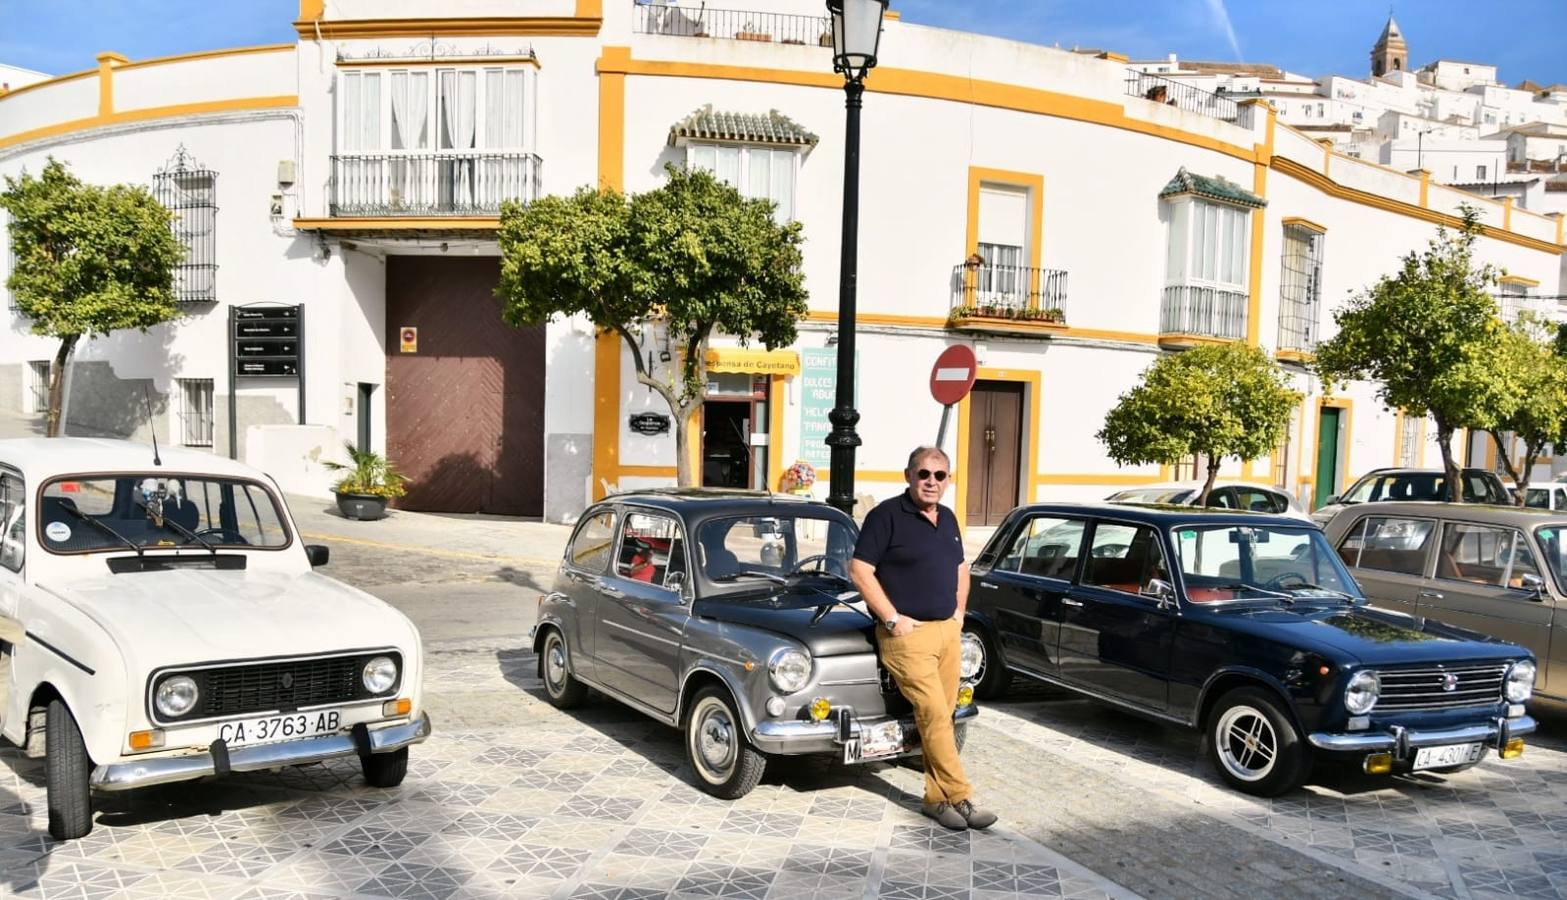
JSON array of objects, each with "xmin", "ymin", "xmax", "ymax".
[
  {"xmin": 362, "ymin": 656, "xmax": 398, "ymax": 694},
  {"xmin": 959, "ymin": 632, "xmax": 983, "ymax": 680},
  {"xmin": 1505, "ymin": 660, "xmax": 1536, "ymax": 703},
  {"xmin": 1344, "ymin": 670, "xmax": 1380, "ymax": 715},
  {"xmin": 155, "ymin": 675, "xmax": 200, "ymax": 718},
  {"xmin": 768, "ymin": 648, "xmax": 812, "ymax": 694}
]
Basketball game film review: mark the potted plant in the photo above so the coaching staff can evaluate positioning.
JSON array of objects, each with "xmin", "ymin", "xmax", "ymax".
[
  {"xmin": 324, "ymin": 441, "xmax": 409, "ymax": 521},
  {"xmin": 736, "ymin": 21, "xmax": 773, "ymax": 41}
]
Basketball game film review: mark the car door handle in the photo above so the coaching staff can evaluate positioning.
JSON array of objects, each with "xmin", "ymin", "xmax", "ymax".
[
  {"xmin": 598, "ymin": 583, "xmax": 626, "ymax": 599},
  {"xmin": 979, "ymin": 582, "xmax": 999, "ymax": 590},
  {"xmin": 545, "ymin": 591, "xmax": 574, "ymax": 607},
  {"xmin": 1418, "ymin": 589, "xmax": 1444, "ymax": 601},
  {"xmin": 1062, "ymin": 598, "xmax": 1084, "ymax": 607}
]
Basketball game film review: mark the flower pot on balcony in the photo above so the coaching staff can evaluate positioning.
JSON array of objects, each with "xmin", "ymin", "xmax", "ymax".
[
  {"xmin": 819, "ymin": 32, "xmax": 834, "ymax": 47},
  {"xmin": 736, "ymin": 31, "xmax": 773, "ymax": 42}
]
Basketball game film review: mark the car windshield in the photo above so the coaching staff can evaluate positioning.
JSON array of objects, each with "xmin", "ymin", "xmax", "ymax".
[
  {"xmin": 1341, "ymin": 472, "xmax": 1499, "ymax": 504},
  {"xmin": 696, "ymin": 514, "xmax": 857, "ymax": 586},
  {"xmin": 1108, "ymin": 488, "xmax": 1194, "ymax": 505},
  {"xmin": 1172, "ymin": 524, "xmax": 1356, "ymax": 603},
  {"xmin": 1533, "ymin": 525, "xmax": 1567, "ymax": 593},
  {"xmin": 40, "ymin": 474, "xmax": 290, "ymax": 553}
]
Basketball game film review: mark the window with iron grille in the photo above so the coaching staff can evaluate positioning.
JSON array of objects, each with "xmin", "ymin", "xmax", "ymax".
[
  {"xmin": 152, "ymin": 147, "xmax": 217, "ymax": 304},
  {"xmin": 177, "ymin": 379, "xmax": 215, "ymax": 447},
  {"xmin": 25, "ymin": 361, "xmax": 50, "ymax": 415},
  {"xmin": 1277, "ymin": 223, "xmax": 1323, "ymax": 352}
]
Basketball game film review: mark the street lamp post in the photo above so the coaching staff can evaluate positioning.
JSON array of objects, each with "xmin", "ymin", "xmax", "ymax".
[{"xmin": 824, "ymin": 0, "xmax": 889, "ymax": 516}]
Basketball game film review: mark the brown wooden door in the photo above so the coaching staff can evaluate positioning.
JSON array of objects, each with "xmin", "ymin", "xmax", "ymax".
[
  {"xmin": 965, "ymin": 381, "xmax": 1024, "ymax": 527},
  {"xmin": 385, "ymin": 256, "xmax": 545, "ymax": 516}
]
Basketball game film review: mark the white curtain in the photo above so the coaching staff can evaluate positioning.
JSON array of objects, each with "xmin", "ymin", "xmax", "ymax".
[
  {"xmin": 389, "ymin": 72, "xmax": 409, "ymax": 150},
  {"xmin": 360, "ymin": 73, "xmax": 381, "ymax": 151},
  {"xmin": 406, "ymin": 72, "xmax": 428, "ymax": 149},
  {"xmin": 484, "ymin": 70, "xmax": 505, "ymax": 149},
  {"xmin": 770, "ymin": 149, "xmax": 794, "ymax": 221}
]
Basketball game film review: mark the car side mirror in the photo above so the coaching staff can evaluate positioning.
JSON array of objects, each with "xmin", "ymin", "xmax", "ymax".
[
  {"xmin": 1141, "ymin": 577, "xmax": 1177, "ymax": 608},
  {"xmin": 665, "ymin": 569, "xmax": 687, "ymax": 596},
  {"xmin": 1323, "ymin": 495, "xmax": 1339, "ymax": 506},
  {"xmin": 306, "ymin": 544, "xmax": 330, "ymax": 567},
  {"xmin": 1518, "ymin": 572, "xmax": 1545, "ymax": 599}
]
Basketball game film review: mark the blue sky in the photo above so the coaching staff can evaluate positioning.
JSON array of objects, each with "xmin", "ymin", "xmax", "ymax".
[{"xmin": 3, "ymin": 1, "xmax": 1565, "ymax": 86}]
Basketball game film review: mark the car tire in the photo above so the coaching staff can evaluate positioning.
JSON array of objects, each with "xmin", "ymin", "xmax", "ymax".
[
  {"xmin": 684, "ymin": 686, "xmax": 766, "ymax": 799},
  {"xmin": 963, "ymin": 624, "xmax": 1012, "ymax": 701},
  {"xmin": 541, "ymin": 628, "xmax": 589, "ymax": 709},
  {"xmin": 1205, "ymin": 687, "xmax": 1308, "ymax": 797},
  {"xmin": 361, "ymin": 747, "xmax": 409, "ymax": 788},
  {"xmin": 46, "ymin": 698, "xmax": 93, "ymax": 841}
]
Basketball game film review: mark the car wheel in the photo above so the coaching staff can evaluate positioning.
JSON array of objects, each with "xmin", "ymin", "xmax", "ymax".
[
  {"xmin": 541, "ymin": 629, "xmax": 589, "ymax": 709},
  {"xmin": 684, "ymin": 686, "xmax": 765, "ymax": 799},
  {"xmin": 46, "ymin": 698, "xmax": 93, "ymax": 840},
  {"xmin": 963, "ymin": 624, "xmax": 1012, "ymax": 701},
  {"xmin": 361, "ymin": 747, "xmax": 409, "ymax": 788},
  {"xmin": 1206, "ymin": 687, "xmax": 1308, "ymax": 797}
]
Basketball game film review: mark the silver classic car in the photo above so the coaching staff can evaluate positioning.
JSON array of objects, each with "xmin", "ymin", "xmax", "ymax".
[{"xmin": 530, "ymin": 489, "xmax": 980, "ymax": 798}]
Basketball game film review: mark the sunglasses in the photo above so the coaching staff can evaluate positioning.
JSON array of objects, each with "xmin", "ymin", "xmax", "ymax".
[{"xmin": 915, "ymin": 469, "xmax": 949, "ymax": 482}]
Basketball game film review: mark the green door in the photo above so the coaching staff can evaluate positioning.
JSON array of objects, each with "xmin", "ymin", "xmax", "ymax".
[{"xmin": 1314, "ymin": 407, "xmax": 1342, "ymax": 509}]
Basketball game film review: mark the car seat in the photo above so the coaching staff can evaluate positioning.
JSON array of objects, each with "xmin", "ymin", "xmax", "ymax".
[{"xmin": 699, "ymin": 527, "xmax": 741, "ymax": 580}]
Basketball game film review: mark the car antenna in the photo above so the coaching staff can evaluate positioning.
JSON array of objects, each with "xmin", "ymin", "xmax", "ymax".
[{"xmin": 142, "ymin": 385, "xmax": 162, "ymax": 466}]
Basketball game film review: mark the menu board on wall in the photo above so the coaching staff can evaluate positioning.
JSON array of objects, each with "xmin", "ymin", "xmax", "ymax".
[{"xmin": 798, "ymin": 347, "xmax": 858, "ymax": 469}]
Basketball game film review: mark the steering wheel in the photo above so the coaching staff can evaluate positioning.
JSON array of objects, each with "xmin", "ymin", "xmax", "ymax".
[
  {"xmin": 1263, "ymin": 572, "xmax": 1307, "ymax": 590},
  {"xmin": 1091, "ymin": 543, "xmax": 1129, "ymax": 558},
  {"xmin": 789, "ymin": 554, "xmax": 845, "ymax": 578},
  {"xmin": 191, "ymin": 527, "xmax": 249, "ymax": 546}
]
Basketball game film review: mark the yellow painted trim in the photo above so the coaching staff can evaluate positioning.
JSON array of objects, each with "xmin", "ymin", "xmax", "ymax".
[
  {"xmin": 1418, "ymin": 418, "xmax": 1428, "ymax": 468},
  {"xmin": 1276, "ymin": 349, "xmax": 1312, "ymax": 363},
  {"xmin": 1272, "ymin": 156, "xmax": 1562, "ymax": 256},
  {"xmin": 1393, "ymin": 409, "xmax": 1406, "ymax": 466},
  {"xmin": 117, "ymin": 44, "xmax": 293, "ymax": 72},
  {"xmin": 597, "ymin": 47, "xmax": 630, "ymax": 193},
  {"xmin": 1554, "ymin": 213, "xmax": 1564, "ymax": 246},
  {"xmin": 337, "ymin": 56, "xmax": 541, "ymax": 69},
  {"xmin": 96, "ymin": 52, "xmax": 126, "ymax": 117},
  {"xmin": 1503, "ymin": 197, "xmax": 1514, "ymax": 231},
  {"xmin": 706, "ymin": 348, "xmax": 799, "ymax": 375},
  {"xmin": 292, "ymin": 217, "xmax": 499, "ymax": 231},
  {"xmin": 818, "ymin": 469, "xmax": 909, "ymax": 484},
  {"xmin": 955, "ymin": 367, "xmax": 1043, "ymax": 528},
  {"xmin": 1158, "ymin": 334, "xmax": 1238, "ymax": 349},
  {"xmin": 299, "ymin": 0, "xmax": 324, "ymax": 20},
  {"xmin": 1035, "ymin": 472, "xmax": 1166, "ymax": 486},
  {"xmin": 1416, "ymin": 169, "xmax": 1431, "ymax": 207},
  {"xmin": 1319, "ymin": 138, "xmax": 1332, "ymax": 178},
  {"xmin": 575, "ymin": 0, "xmax": 603, "ymax": 17},
  {"xmin": 293, "ymin": 16, "xmax": 603, "ymax": 39},
  {"xmin": 1484, "ymin": 434, "xmax": 1496, "ymax": 472},
  {"xmin": 966, "ymin": 167, "xmax": 1045, "ymax": 306},
  {"xmin": 1500, "ymin": 274, "xmax": 1541, "ymax": 287},
  {"xmin": 1060, "ymin": 327, "xmax": 1162, "ymax": 345},
  {"xmin": 0, "ymin": 67, "xmax": 97, "ymax": 103},
  {"xmin": 885, "ymin": 9, "xmax": 903, "ymax": 21},
  {"xmin": 619, "ymin": 465, "xmax": 676, "ymax": 478},
  {"xmin": 801, "ymin": 310, "xmax": 1164, "ymax": 345},
  {"xmin": 1246, "ymin": 161, "xmax": 1267, "ymax": 346},
  {"xmin": 0, "ymin": 95, "xmax": 299, "ymax": 151},
  {"xmin": 592, "ymin": 332, "xmax": 621, "ymax": 501},
  {"xmin": 1096, "ymin": 51, "xmax": 1130, "ymax": 63},
  {"xmin": 768, "ymin": 374, "xmax": 787, "ymax": 492},
  {"xmin": 1281, "ymin": 217, "xmax": 1327, "ymax": 234}
]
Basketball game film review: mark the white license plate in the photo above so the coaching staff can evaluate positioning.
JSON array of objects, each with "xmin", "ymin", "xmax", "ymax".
[
  {"xmin": 217, "ymin": 710, "xmax": 344, "ymax": 748},
  {"xmin": 844, "ymin": 721, "xmax": 904, "ymax": 764},
  {"xmin": 1412, "ymin": 741, "xmax": 1484, "ymax": 771}
]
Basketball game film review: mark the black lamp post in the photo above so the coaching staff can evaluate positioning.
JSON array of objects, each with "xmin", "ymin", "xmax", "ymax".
[{"xmin": 824, "ymin": 0, "xmax": 889, "ymax": 516}]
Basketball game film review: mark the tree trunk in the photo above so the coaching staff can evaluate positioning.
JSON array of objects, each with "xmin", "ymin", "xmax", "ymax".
[
  {"xmin": 1435, "ymin": 423, "xmax": 1462, "ymax": 502},
  {"xmin": 1196, "ymin": 456, "xmax": 1220, "ymax": 507},
  {"xmin": 1487, "ymin": 431, "xmax": 1524, "ymax": 505},
  {"xmin": 46, "ymin": 335, "xmax": 78, "ymax": 438},
  {"xmin": 1517, "ymin": 439, "xmax": 1548, "ymax": 506},
  {"xmin": 674, "ymin": 400, "xmax": 700, "ymax": 488}
]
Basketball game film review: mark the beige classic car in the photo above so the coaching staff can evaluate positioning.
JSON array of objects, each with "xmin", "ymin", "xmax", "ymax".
[{"xmin": 1323, "ymin": 501, "xmax": 1564, "ymax": 701}]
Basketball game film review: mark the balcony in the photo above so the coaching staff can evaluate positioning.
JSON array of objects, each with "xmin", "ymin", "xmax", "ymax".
[
  {"xmin": 632, "ymin": 4, "xmax": 832, "ymax": 46},
  {"xmin": 1160, "ymin": 284, "xmax": 1247, "ymax": 345},
  {"xmin": 329, "ymin": 152, "xmax": 542, "ymax": 218},
  {"xmin": 948, "ymin": 262, "xmax": 1069, "ymax": 335},
  {"xmin": 1125, "ymin": 71, "xmax": 1253, "ymax": 127}
]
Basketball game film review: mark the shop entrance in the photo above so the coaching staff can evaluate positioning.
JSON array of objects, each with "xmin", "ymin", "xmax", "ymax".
[{"xmin": 702, "ymin": 374, "xmax": 770, "ymax": 490}]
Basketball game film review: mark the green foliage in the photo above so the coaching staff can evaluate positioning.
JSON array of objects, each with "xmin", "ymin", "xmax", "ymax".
[
  {"xmin": 1312, "ymin": 207, "xmax": 1504, "ymax": 498},
  {"xmin": 1486, "ymin": 314, "xmax": 1567, "ymax": 500},
  {"xmin": 496, "ymin": 165, "xmax": 808, "ymax": 485},
  {"xmin": 1097, "ymin": 342, "xmax": 1300, "ymax": 500},
  {"xmin": 1, "ymin": 158, "xmax": 184, "ymax": 339},
  {"xmin": 323, "ymin": 441, "xmax": 410, "ymax": 499}
]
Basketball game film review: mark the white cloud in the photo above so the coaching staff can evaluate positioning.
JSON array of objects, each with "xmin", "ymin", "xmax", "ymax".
[{"xmin": 1202, "ymin": 0, "xmax": 1244, "ymax": 60}]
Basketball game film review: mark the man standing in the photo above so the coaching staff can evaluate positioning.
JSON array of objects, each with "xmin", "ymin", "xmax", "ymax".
[{"xmin": 850, "ymin": 446, "xmax": 997, "ymax": 831}]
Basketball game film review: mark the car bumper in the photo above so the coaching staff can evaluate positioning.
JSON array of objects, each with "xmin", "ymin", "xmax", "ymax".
[
  {"xmin": 1307, "ymin": 714, "xmax": 1536, "ymax": 756},
  {"xmin": 90, "ymin": 713, "xmax": 432, "ymax": 792},
  {"xmin": 750, "ymin": 703, "xmax": 978, "ymax": 755}
]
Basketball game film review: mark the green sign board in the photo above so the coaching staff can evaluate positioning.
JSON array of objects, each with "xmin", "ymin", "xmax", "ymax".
[{"xmin": 799, "ymin": 347, "xmax": 857, "ymax": 470}]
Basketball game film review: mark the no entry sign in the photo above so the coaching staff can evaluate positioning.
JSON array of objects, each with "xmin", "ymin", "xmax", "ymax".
[{"xmin": 929, "ymin": 345, "xmax": 978, "ymax": 406}]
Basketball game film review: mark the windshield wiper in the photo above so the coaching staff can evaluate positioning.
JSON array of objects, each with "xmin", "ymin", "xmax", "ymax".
[
  {"xmin": 1213, "ymin": 583, "xmax": 1295, "ymax": 603},
  {"xmin": 790, "ymin": 568, "xmax": 853, "ymax": 585},
  {"xmin": 60, "ymin": 506, "xmax": 141, "ymax": 557},
  {"xmin": 715, "ymin": 569, "xmax": 788, "ymax": 585},
  {"xmin": 808, "ymin": 587, "xmax": 874, "ymax": 625},
  {"xmin": 134, "ymin": 499, "xmax": 216, "ymax": 556},
  {"xmin": 1279, "ymin": 582, "xmax": 1358, "ymax": 603}
]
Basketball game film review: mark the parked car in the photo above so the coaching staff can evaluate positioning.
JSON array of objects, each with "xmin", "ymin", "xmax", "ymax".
[
  {"xmin": 1521, "ymin": 482, "xmax": 1567, "ymax": 511},
  {"xmin": 1106, "ymin": 481, "xmax": 1309, "ymax": 521},
  {"xmin": 531, "ymin": 489, "xmax": 978, "ymax": 799},
  {"xmin": 0, "ymin": 439, "xmax": 429, "ymax": 840},
  {"xmin": 1310, "ymin": 467, "xmax": 1510, "ymax": 525},
  {"xmin": 962, "ymin": 502, "xmax": 1537, "ymax": 796},
  {"xmin": 1323, "ymin": 501, "xmax": 1564, "ymax": 702}
]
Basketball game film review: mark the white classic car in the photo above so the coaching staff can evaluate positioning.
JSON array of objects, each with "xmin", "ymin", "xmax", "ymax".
[{"xmin": 0, "ymin": 438, "xmax": 429, "ymax": 839}]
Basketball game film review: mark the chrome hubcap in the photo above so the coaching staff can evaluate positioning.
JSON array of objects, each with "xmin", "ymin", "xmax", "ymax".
[
  {"xmin": 692, "ymin": 701, "xmax": 737, "ymax": 780},
  {"xmin": 546, "ymin": 642, "xmax": 567, "ymax": 691},
  {"xmin": 1216, "ymin": 706, "xmax": 1278, "ymax": 782}
]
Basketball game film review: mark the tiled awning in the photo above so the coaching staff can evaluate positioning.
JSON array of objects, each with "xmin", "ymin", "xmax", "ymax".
[
  {"xmin": 668, "ymin": 104, "xmax": 819, "ymax": 148},
  {"xmin": 1159, "ymin": 166, "xmax": 1267, "ymax": 208}
]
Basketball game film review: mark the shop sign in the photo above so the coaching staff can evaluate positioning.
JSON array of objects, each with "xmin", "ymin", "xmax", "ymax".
[
  {"xmin": 400, "ymin": 327, "xmax": 418, "ymax": 353},
  {"xmin": 629, "ymin": 412, "xmax": 672, "ymax": 436},
  {"xmin": 798, "ymin": 348, "xmax": 857, "ymax": 469},
  {"xmin": 705, "ymin": 348, "xmax": 801, "ymax": 375}
]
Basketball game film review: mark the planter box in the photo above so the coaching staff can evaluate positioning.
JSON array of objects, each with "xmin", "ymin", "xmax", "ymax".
[
  {"xmin": 335, "ymin": 491, "xmax": 390, "ymax": 521},
  {"xmin": 736, "ymin": 31, "xmax": 773, "ymax": 42},
  {"xmin": 947, "ymin": 313, "xmax": 1067, "ymax": 336}
]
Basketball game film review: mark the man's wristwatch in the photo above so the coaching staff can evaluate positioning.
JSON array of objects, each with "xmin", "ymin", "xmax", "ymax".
[{"xmin": 882, "ymin": 614, "xmax": 900, "ymax": 633}]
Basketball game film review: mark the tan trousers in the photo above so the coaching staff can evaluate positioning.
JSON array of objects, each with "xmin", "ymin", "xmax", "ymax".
[{"xmin": 876, "ymin": 617, "xmax": 972, "ymax": 805}]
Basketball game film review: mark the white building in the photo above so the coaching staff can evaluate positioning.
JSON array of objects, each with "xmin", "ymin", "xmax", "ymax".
[
  {"xmin": 2, "ymin": 1, "xmax": 1563, "ymax": 527},
  {"xmin": 0, "ymin": 64, "xmax": 48, "ymax": 94}
]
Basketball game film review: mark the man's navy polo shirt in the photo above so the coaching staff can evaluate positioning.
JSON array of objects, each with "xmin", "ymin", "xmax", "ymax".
[{"xmin": 853, "ymin": 491, "xmax": 965, "ymax": 621}]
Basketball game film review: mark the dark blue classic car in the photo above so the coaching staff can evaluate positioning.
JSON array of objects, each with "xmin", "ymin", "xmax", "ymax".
[{"xmin": 961, "ymin": 503, "xmax": 1538, "ymax": 796}]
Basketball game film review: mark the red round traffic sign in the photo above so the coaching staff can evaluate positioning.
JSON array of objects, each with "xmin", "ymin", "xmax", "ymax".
[{"xmin": 929, "ymin": 345, "xmax": 978, "ymax": 406}]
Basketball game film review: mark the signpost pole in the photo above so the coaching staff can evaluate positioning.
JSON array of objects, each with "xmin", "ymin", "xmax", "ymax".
[
  {"xmin": 296, "ymin": 303, "xmax": 306, "ymax": 425},
  {"xmin": 935, "ymin": 404, "xmax": 954, "ymax": 448},
  {"xmin": 228, "ymin": 306, "xmax": 238, "ymax": 459}
]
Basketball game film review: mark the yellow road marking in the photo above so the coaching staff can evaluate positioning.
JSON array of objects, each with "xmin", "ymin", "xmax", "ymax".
[{"xmin": 301, "ymin": 533, "xmax": 558, "ymax": 568}]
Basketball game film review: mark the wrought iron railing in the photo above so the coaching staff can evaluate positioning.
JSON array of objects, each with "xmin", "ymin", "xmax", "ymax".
[
  {"xmin": 633, "ymin": 4, "xmax": 832, "ymax": 46},
  {"xmin": 152, "ymin": 147, "xmax": 218, "ymax": 304},
  {"xmin": 1160, "ymin": 284, "xmax": 1247, "ymax": 339},
  {"xmin": 1125, "ymin": 70, "xmax": 1249, "ymax": 126},
  {"xmin": 330, "ymin": 151, "xmax": 543, "ymax": 217},
  {"xmin": 950, "ymin": 263, "xmax": 1068, "ymax": 317},
  {"xmin": 1277, "ymin": 302, "xmax": 1317, "ymax": 353}
]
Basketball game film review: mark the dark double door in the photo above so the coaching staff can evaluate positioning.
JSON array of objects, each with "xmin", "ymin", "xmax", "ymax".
[
  {"xmin": 385, "ymin": 256, "xmax": 545, "ymax": 516},
  {"xmin": 966, "ymin": 381, "xmax": 1024, "ymax": 527}
]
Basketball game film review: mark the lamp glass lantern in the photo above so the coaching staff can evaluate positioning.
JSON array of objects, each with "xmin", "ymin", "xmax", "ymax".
[{"xmin": 827, "ymin": 0, "xmax": 889, "ymax": 82}]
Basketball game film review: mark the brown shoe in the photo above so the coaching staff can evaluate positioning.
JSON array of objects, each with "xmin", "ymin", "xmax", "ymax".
[
  {"xmin": 954, "ymin": 799, "xmax": 997, "ymax": 830},
  {"xmin": 921, "ymin": 801, "xmax": 968, "ymax": 830}
]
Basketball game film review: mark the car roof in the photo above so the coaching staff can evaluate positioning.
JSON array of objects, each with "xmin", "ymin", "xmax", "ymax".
[
  {"xmin": 1326, "ymin": 501, "xmax": 1565, "ymax": 526},
  {"xmin": 1011, "ymin": 501, "xmax": 1309, "ymax": 528},
  {"xmin": 1111, "ymin": 481, "xmax": 1284, "ymax": 493},
  {"xmin": 0, "ymin": 437, "xmax": 274, "ymax": 483},
  {"xmin": 600, "ymin": 488, "xmax": 853, "ymax": 521},
  {"xmin": 1357, "ymin": 467, "xmax": 1496, "ymax": 477}
]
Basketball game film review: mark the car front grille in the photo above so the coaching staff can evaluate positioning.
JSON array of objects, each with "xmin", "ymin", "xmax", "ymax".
[
  {"xmin": 1372, "ymin": 663, "xmax": 1507, "ymax": 712},
  {"xmin": 152, "ymin": 652, "xmax": 400, "ymax": 723}
]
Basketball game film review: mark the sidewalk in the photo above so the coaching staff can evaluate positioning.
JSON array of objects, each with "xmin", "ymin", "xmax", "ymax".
[{"xmin": 286, "ymin": 494, "xmax": 574, "ymax": 569}]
